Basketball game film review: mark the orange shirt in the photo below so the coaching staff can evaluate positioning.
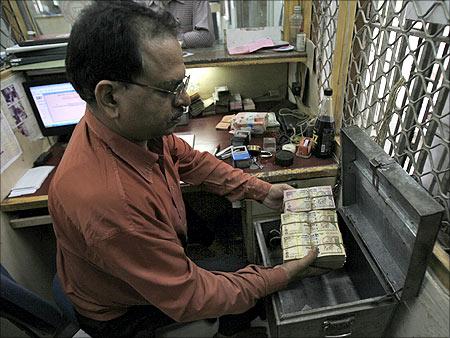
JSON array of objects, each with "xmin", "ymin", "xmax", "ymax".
[{"xmin": 49, "ymin": 110, "xmax": 288, "ymax": 322}]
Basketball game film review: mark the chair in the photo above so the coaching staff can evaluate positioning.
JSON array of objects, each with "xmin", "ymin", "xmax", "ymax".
[
  {"xmin": 52, "ymin": 274, "xmax": 79, "ymax": 328},
  {"xmin": 0, "ymin": 264, "xmax": 79, "ymax": 337}
]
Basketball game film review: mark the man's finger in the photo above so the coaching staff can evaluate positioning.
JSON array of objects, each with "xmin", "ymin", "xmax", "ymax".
[{"xmin": 289, "ymin": 247, "xmax": 319, "ymax": 271}]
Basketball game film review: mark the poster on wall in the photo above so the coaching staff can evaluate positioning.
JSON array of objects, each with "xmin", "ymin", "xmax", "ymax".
[
  {"xmin": 0, "ymin": 73, "xmax": 42, "ymax": 141},
  {"xmin": 1, "ymin": 109, "xmax": 22, "ymax": 173}
]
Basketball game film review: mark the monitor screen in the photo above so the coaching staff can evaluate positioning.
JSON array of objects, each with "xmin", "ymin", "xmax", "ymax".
[{"xmin": 23, "ymin": 78, "xmax": 86, "ymax": 137}]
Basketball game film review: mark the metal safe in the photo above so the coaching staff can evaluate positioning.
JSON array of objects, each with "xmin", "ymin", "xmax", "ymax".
[{"xmin": 254, "ymin": 126, "xmax": 444, "ymax": 337}]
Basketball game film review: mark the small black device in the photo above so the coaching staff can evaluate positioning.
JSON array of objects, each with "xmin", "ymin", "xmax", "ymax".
[{"xmin": 275, "ymin": 150, "xmax": 294, "ymax": 167}]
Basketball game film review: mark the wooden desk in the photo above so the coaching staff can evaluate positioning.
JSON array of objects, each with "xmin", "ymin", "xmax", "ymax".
[{"xmin": 177, "ymin": 115, "xmax": 337, "ymax": 184}]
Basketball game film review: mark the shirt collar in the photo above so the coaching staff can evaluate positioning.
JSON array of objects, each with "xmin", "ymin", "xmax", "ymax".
[{"xmin": 85, "ymin": 109, "xmax": 158, "ymax": 183}]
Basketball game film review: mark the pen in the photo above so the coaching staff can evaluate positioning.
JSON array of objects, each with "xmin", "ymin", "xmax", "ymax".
[{"xmin": 213, "ymin": 144, "xmax": 221, "ymax": 156}]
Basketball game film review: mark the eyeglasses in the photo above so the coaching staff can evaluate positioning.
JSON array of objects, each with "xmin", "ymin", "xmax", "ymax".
[{"xmin": 118, "ymin": 75, "xmax": 190, "ymax": 103}]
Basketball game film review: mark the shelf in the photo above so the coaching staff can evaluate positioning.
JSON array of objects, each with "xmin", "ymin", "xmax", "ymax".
[
  {"xmin": 184, "ymin": 45, "xmax": 306, "ymax": 68},
  {"xmin": 11, "ymin": 44, "xmax": 306, "ymax": 74}
]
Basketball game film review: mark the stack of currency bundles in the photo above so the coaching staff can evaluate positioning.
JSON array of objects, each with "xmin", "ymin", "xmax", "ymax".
[{"xmin": 281, "ymin": 186, "xmax": 346, "ymax": 269}]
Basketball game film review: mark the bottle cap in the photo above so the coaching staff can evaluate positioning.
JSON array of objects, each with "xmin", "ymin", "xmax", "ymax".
[
  {"xmin": 294, "ymin": 5, "xmax": 301, "ymax": 12},
  {"xmin": 324, "ymin": 88, "xmax": 333, "ymax": 96}
]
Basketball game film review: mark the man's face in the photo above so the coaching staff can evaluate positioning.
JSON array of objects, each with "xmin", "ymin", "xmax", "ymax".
[{"xmin": 115, "ymin": 36, "xmax": 190, "ymax": 141}]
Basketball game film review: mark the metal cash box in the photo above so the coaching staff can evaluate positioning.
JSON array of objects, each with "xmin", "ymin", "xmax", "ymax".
[{"xmin": 254, "ymin": 126, "xmax": 444, "ymax": 337}]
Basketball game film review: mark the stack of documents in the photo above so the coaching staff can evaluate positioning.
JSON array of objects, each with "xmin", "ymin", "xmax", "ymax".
[
  {"xmin": 9, "ymin": 166, "xmax": 55, "ymax": 197},
  {"xmin": 280, "ymin": 186, "xmax": 347, "ymax": 269}
]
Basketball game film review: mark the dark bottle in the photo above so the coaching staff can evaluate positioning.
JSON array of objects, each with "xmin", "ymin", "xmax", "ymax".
[{"xmin": 312, "ymin": 88, "xmax": 335, "ymax": 158}]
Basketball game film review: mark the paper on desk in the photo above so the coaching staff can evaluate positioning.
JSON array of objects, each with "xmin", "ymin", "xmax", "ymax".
[
  {"xmin": 226, "ymin": 26, "xmax": 287, "ymax": 55},
  {"xmin": 9, "ymin": 166, "xmax": 55, "ymax": 197},
  {"xmin": 228, "ymin": 38, "xmax": 276, "ymax": 55},
  {"xmin": 194, "ymin": 143, "xmax": 219, "ymax": 154},
  {"xmin": 175, "ymin": 133, "xmax": 195, "ymax": 148}
]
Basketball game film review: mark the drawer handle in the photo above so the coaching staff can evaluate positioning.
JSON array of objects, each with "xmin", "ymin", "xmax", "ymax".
[
  {"xmin": 325, "ymin": 333, "xmax": 352, "ymax": 338},
  {"xmin": 323, "ymin": 317, "xmax": 354, "ymax": 337}
]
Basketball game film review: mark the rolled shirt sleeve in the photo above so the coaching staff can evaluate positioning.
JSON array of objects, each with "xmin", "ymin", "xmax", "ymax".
[{"xmin": 168, "ymin": 135, "xmax": 272, "ymax": 202}]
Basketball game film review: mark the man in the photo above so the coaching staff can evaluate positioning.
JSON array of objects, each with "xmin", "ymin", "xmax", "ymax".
[
  {"xmin": 49, "ymin": 2, "xmax": 318, "ymax": 337},
  {"xmin": 135, "ymin": 0, "xmax": 215, "ymax": 48}
]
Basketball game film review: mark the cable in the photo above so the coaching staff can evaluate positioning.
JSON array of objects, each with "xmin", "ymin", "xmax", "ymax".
[{"xmin": 276, "ymin": 107, "xmax": 316, "ymax": 149}]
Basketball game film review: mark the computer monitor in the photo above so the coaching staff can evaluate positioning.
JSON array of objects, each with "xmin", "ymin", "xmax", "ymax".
[{"xmin": 23, "ymin": 77, "xmax": 86, "ymax": 138}]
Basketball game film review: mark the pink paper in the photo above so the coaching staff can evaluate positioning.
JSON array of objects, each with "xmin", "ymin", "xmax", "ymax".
[{"xmin": 228, "ymin": 38, "xmax": 275, "ymax": 55}]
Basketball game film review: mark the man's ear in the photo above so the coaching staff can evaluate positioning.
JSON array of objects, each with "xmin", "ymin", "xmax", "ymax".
[{"xmin": 94, "ymin": 80, "xmax": 122, "ymax": 119}]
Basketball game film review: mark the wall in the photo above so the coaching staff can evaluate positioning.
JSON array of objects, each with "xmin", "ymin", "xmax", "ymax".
[
  {"xmin": 34, "ymin": 15, "xmax": 71, "ymax": 35},
  {"xmin": 187, "ymin": 63, "xmax": 288, "ymax": 100}
]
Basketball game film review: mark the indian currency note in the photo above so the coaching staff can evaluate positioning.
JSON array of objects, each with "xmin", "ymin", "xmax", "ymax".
[
  {"xmin": 282, "ymin": 234, "xmax": 311, "ymax": 249},
  {"xmin": 308, "ymin": 210, "xmax": 338, "ymax": 223},
  {"xmin": 284, "ymin": 198, "xmax": 312, "ymax": 212},
  {"xmin": 310, "ymin": 231, "xmax": 345, "ymax": 256},
  {"xmin": 283, "ymin": 243, "xmax": 345, "ymax": 261},
  {"xmin": 281, "ymin": 222, "xmax": 310, "ymax": 236},
  {"xmin": 311, "ymin": 229, "xmax": 343, "ymax": 243},
  {"xmin": 308, "ymin": 185, "xmax": 333, "ymax": 197},
  {"xmin": 311, "ymin": 195, "xmax": 335, "ymax": 210},
  {"xmin": 284, "ymin": 188, "xmax": 310, "ymax": 201},
  {"xmin": 281, "ymin": 212, "xmax": 309, "ymax": 224},
  {"xmin": 317, "ymin": 243, "xmax": 346, "ymax": 257},
  {"xmin": 311, "ymin": 222, "xmax": 338, "ymax": 233},
  {"xmin": 283, "ymin": 245, "xmax": 312, "ymax": 261}
]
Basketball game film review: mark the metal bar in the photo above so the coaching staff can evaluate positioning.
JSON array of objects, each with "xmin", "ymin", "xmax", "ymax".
[
  {"xmin": 397, "ymin": 23, "xmax": 440, "ymax": 166},
  {"xmin": 385, "ymin": 18, "xmax": 415, "ymax": 153},
  {"xmin": 368, "ymin": 22, "xmax": 450, "ymax": 43},
  {"xmin": 408, "ymin": 42, "xmax": 449, "ymax": 173},
  {"xmin": 415, "ymin": 90, "xmax": 450, "ymax": 174},
  {"xmin": 375, "ymin": 8, "xmax": 408, "ymax": 148},
  {"xmin": 365, "ymin": 1, "xmax": 396, "ymax": 136},
  {"xmin": 344, "ymin": 0, "xmax": 372, "ymax": 127},
  {"xmin": 428, "ymin": 145, "xmax": 450, "ymax": 197}
]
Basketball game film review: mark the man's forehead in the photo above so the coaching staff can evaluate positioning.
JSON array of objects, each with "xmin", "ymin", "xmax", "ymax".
[{"xmin": 140, "ymin": 37, "xmax": 184, "ymax": 82}]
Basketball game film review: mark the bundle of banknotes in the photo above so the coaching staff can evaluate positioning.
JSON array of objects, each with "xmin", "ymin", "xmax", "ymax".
[{"xmin": 281, "ymin": 186, "xmax": 346, "ymax": 269}]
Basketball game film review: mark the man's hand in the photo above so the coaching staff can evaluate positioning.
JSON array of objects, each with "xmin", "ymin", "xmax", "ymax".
[
  {"xmin": 276, "ymin": 247, "xmax": 329, "ymax": 282},
  {"xmin": 262, "ymin": 183, "xmax": 293, "ymax": 210}
]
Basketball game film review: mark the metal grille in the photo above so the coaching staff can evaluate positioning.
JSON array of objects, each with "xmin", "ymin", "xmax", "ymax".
[
  {"xmin": 311, "ymin": 0, "xmax": 340, "ymax": 106},
  {"xmin": 343, "ymin": 0, "xmax": 450, "ymax": 251}
]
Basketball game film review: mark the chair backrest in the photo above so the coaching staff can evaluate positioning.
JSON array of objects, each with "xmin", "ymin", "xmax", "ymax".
[
  {"xmin": 0, "ymin": 264, "xmax": 79, "ymax": 337},
  {"xmin": 52, "ymin": 274, "xmax": 79, "ymax": 325},
  {"xmin": 0, "ymin": 264, "xmax": 65, "ymax": 337}
]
